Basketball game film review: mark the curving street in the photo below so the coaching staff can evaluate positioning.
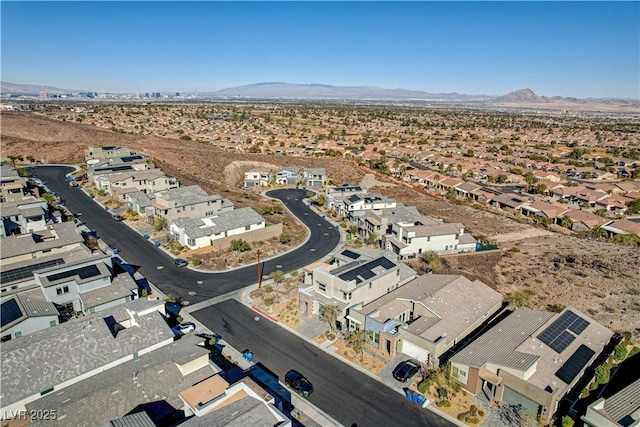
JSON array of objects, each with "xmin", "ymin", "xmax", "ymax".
[
  {"xmin": 30, "ymin": 165, "xmax": 452, "ymax": 427},
  {"xmin": 30, "ymin": 165, "xmax": 341, "ymax": 303}
]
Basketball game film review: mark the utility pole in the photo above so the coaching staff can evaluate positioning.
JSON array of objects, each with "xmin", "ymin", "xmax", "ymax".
[{"xmin": 257, "ymin": 249, "xmax": 262, "ymax": 288}]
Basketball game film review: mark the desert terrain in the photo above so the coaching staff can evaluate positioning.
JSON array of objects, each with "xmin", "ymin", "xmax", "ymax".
[{"xmin": 1, "ymin": 109, "xmax": 639, "ymax": 336}]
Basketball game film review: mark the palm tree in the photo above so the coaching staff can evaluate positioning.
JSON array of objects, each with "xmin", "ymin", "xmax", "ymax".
[{"xmin": 560, "ymin": 216, "xmax": 573, "ymax": 229}]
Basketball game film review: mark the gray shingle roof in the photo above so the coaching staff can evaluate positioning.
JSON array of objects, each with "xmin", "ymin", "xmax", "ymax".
[
  {"xmin": 80, "ymin": 273, "xmax": 136, "ymax": 309},
  {"xmin": 106, "ymin": 412, "xmax": 156, "ymax": 427},
  {"xmin": 0, "ymin": 222, "xmax": 84, "ymax": 260},
  {"xmin": 0, "ymin": 299, "xmax": 174, "ymax": 408},
  {"xmin": 450, "ymin": 309, "xmax": 555, "ymax": 371},
  {"xmin": 600, "ymin": 378, "xmax": 640, "ymax": 425},
  {"xmin": 28, "ymin": 335, "xmax": 212, "ymax": 427},
  {"xmin": 154, "ymin": 185, "xmax": 221, "ymax": 208},
  {"xmin": 180, "ymin": 396, "xmax": 280, "ymax": 427},
  {"xmin": 405, "ymin": 222, "xmax": 464, "ymax": 238},
  {"xmin": 172, "ymin": 207, "xmax": 265, "ymax": 239}
]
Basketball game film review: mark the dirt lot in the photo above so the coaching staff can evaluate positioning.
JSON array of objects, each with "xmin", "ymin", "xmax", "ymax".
[{"xmin": 2, "ymin": 111, "xmax": 639, "ymax": 335}]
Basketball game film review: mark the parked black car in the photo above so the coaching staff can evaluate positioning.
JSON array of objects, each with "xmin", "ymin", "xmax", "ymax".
[
  {"xmin": 285, "ymin": 370, "xmax": 314, "ymax": 397},
  {"xmin": 392, "ymin": 360, "xmax": 420, "ymax": 382}
]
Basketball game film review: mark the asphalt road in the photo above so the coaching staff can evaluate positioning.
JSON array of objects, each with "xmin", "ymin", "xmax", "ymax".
[
  {"xmin": 29, "ymin": 166, "xmax": 341, "ymax": 303},
  {"xmin": 192, "ymin": 299, "xmax": 452, "ymax": 427}
]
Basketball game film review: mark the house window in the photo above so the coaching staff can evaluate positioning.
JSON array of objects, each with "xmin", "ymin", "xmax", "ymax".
[
  {"xmin": 318, "ymin": 283, "xmax": 326, "ymax": 292},
  {"xmin": 205, "ymin": 211, "xmax": 214, "ymax": 216},
  {"xmin": 398, "ymin": 312, "xmax": 406, "ymax": 322},
  {"xmin": 14, "ymin": 331, "xmax": 22, "ymax": 338},
  {"xmin": 342, "ymin": 292, "xmax": 352, "ymax": 301},
  {"xmin": 190, "ymin": 205, "xmax": 195, "ymax": 211},
  {"xmin": 188, "ymin": 238, "xmax": 195, "ymax": 246},
  {"xmin": 245, "ymin": 225, "xmax": 251, "ymax": 231},
  {"xmin": 49, "ymin": 320, "xmax": 56, "ymax": 327},
  {"xmin": 56, "ymin": 286, "xmax": 70, "ymax": 295},
  {"xmin": 453, "ymin": 366, "xmax": 459, "ymax": 377}
]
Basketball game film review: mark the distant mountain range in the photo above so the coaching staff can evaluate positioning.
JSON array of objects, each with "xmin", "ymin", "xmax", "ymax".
[
  {"xmin": 1, "ymin": 81, "xmax": 638, "ymax": 106},
  {"xmin": 202, "ymin": 82, "xmax": 492, "ymax": 101}
]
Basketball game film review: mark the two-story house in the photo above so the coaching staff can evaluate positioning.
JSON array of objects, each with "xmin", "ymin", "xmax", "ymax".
[
  {"xmin": 95, "ymin": 169, "xmax": 178, "ymax": 196},
  {"xmin": 243, "ymin": 168, "xmax": 274, "ymax": 189},
  {"xmin": 302, "ymin": 167, "xmax": 326, "ymax": 188},
  {"xmin": 0, "ymin": 197, "xmax": 51, "ymax": 237},
  {"xmin": 298, "ymin": 248, "xmax": 417, "ymax": 331},
  {"xmin": 383, "ymin": 218, "xmax": 477, "ymax": 258},
  {"xmin": 275, "ymin": 166, "xmax": 301, "ymax": 186},
  {"xmin": 146, "ymin": 185, "xmax": 234, "ymax": 223},
  {"xmin": 0, "ymin": 164, "xmax": 27, "ymax": 203}
]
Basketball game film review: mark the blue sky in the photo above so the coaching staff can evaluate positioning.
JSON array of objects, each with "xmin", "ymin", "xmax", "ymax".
[{"xmin": 1, "ymin": 1, "xmax": 639, "ymax": 98}]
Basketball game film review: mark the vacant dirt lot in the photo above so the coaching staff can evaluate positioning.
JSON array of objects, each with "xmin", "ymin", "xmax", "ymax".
[{"xmin": 2, "ymin": 111, "xmax": 639, "ymax": 335}]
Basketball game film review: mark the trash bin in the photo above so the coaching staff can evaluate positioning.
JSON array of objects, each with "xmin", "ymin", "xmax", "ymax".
[
  {"xmin": 154, "ymin": 242, "xmax": 160, "ymax": 248},
  {"xmin": 143, "ymin": 234, "xmax": 149, "ymax": 240}
]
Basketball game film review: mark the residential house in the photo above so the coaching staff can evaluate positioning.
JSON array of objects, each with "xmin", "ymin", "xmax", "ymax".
[
  {"xmin": 0, "ymin": 164, "xmax": 27, "ymax": 203},
  {"xmin": 86, "ymin": 155, "xmax": 149, "ymax": 180},
  {"xmin": 95, "ymin": 169, "xmax": 178, "ymax": 196},
  {"xmin": 325, "ymin": 183, "xmax": 366, "ymax": 196},
  {"xmin": 85, "ymin": 145, "xmax": 138, "ymax": 161},
  {"xmin": 124, "ymin": 190, "xmax": 155, "ymax": 215},
  {"xmin": 0, "ymin": 222, "xmax": 85, "ymax": 266},
  {"xmin": 0, "ymin": 298, "xmax": 174, "ymax": 415},
  {"xmin": 563, "ymin": 209, "xmax": 609, "ymax": 232},
  {"xmin": 170, "ymin": 207, "xmax": 273, "ymax": 250},
  {"xmin": 342, "ymin": 193, "xmax": 397, "ymax": 220},
  {"xmin": 0, "ymin": 197, "xmax": 51, "ymax": 237},
  {"xmin": 178, "ymin": 374, "xmax": 291, "ymax": 426},
  {"xmin": 355, "ymin": 203, "xmax": 423, "ymax": 241},
  {"xmin": 302, "ymin": 167, "xmax": 326, "ymax": 188},
  {"xmin": 602, "ymin": 219, "xmax": 640, "ymax": 237},
  {"xmin": 147, "ymin": 185, "xmax": 234, "ymax": 223},
  {"xmin": 243, "ymin": 167, "xmax": 274, "ymax": 189},
  {"xmin": 275, "ymin": 166, "xmax": 301, "ymax": 186},
  {"xmin": 298, "ymin": 248, "xmax": 417, "ymax": 331},
  {"xmin": 24, "ymin": 334, "xmax": 215, "ymax": 427},
  {"xmin": 383, "ymin": 218, "xmax": 477, "ymax": 258},
  {"xmin": 33, "ymin": 253, "xmax": 137, "ymax": 314},
  {"xmin": 1, "ymin": 289, "xmax": 59, "ymax": 342},
  {"xmin": 491, "ymin": 193, "xmax": 531, "ymax": 213},
  {"xmin": 449, "ymin": 308, "xmax": 613, "ymax": 424},
  {"xmin": 582, "ymin": 378, "xmax": 640, "ymax": 427},
  {"xmin": 594, "ymin": 194, "xmax": 635, "ymax": 213},
  {"xmin": 521, "ymin": 200, "xmax": 569, "ymax": 223},
  {"xmin": 349, "ymin": 275, "xmax": 502, "ymax": 367}
]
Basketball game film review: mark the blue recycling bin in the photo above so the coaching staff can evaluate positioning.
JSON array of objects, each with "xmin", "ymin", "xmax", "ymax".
[
  {"xmin": 154, "ymin": 242, "xmax": 160, "ymax": 248},
  {"xmin": 143, "ymin": 234, "xmax": 149, "ymax": 240}
]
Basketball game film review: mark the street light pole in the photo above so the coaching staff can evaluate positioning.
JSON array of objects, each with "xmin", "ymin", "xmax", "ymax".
[{"xmin": 257, "ymin": 249, "xmax": 262, "ymax": 288}]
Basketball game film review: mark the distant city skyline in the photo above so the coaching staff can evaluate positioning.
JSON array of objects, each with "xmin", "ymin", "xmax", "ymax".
[{"xmin": 1, "ymin": 1, "xmax": 638, "ymax": 99}]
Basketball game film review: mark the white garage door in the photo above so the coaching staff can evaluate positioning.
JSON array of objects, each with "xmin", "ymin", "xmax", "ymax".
[{"xmin": 401, "ymin": 340, "xmax": 431, "ymax": 364}]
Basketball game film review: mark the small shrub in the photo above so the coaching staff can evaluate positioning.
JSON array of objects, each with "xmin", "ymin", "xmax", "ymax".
[
  {"xmin": 263, "ymin": 297, "xmax": 275, "ymax": 306},
  {"xmin": 279, "ymin": 233, "xmax": 291, "ymax": 244},
  {"xmin": 614, "ymin": 343, "xmax": 628, "ymax": 360},
  {"xmin": 478, "ymin": 409, "xmax": 485, "ymax": 417},
  {"xmin": 436, "ymin": 400, "xmax": 451, "ymax": 408},
  {"xmin": 289, "ymin": 270, "xmax": 299, "ymax": 277},
  {"xmin": 263, "ymin": 285, "xmax": 273, "ymax": 294},
  {"xmin": 561, "ymin": 415, "xmax": 575, "ymax": 427},
  {"xmin": 417, "ymin": 380, "xmax": 429, "ymax": 394},
  {"xmin": 510, "ymin": 246, "xmax": 521, "ymax": 253},
  {"xmin": 191, "ymin": 258, "xmax": 202, "ymax": 267},
  {"xmin": 465, "ymin": 417, "xmax": 480, "ymax": 424},
  {"xmin": 549, "ymin": 303, "xmax": 566, "ymax": 313}
]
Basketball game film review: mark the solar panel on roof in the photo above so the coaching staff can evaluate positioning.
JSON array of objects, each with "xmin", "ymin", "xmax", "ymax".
[
  {"xmin": 0, "ymin": 259, "xmax": 65, "ymax": 284},
  {"xmin": 538, "ymin": 310, "xmax": 590, "ymax": 353},
  {"xmin": 337, "ymin": 257, "xmax": 396, "ymax": 284},
  {"xmin": 341, "ymin": 249, "xmax": 361, "ymax": 260},
  {"xmin": 548, "ymin": 330, "xmax": 576, "ymax": 353},
  {"xmin": 1, "ymin": 298, "xmax": 23, "ymax": 327},
  {"xmin": 46, "ymin": 264, "xmax": 102, "ymax": 283},
  {"xmin": 568, "ymin": 314, "xmax": 590, "ymax": 335},
  {"xmin": 555, "ymin": 344, "xmax": 595, "ymax": 384}
]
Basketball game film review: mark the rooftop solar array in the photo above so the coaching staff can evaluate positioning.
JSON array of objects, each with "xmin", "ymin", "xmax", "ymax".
[
  {"xmin": 46, "ymin": 264, "xmax": 102, "ymax": 283},
  {"xmin": 1, "ymin": 298, "xmax": 23, "ymax": 327},
  {"xmin": 341, "ymin": 249, "xmax": 361, "ymax": 260},
  {"xmin": 537, "ymin": 310, "xmax": 591, "ymax": 353},
  {"xmin": 338, "ymin": 257, "xmax": 396, "ymax": 284},
  {"xmin": 555, "ymin": 344, "xmax": 595, "ymax": 384},
  {"xmin": 0, "ymin": 258, "xmax": 65, "ymax": 284}
]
